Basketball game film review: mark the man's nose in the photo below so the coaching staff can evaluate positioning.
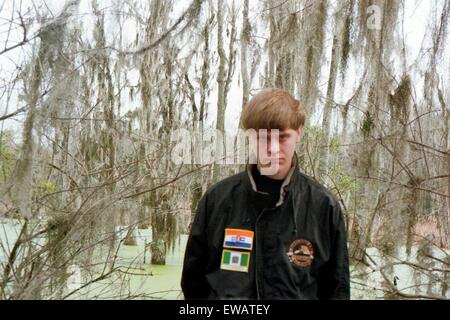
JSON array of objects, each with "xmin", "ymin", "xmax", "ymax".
[{"xmin": 267, "ymin": 137, "xmax": 279, "ymax": 154}]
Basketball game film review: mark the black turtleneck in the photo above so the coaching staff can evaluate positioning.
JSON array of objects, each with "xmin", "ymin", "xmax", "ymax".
[{"xmin": 251, "ymin": 165, "xmax": 284, "ymax": 210}]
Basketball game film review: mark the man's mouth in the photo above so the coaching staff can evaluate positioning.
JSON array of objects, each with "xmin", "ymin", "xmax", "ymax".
[{"xmin": 261, "ymin": 158, "xmax": 283, "ymax": 164}]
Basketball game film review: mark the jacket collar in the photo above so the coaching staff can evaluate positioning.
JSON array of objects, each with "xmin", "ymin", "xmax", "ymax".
[{"xmin": 244, "ymin": 152, "xmax": 301, "ymax": 207}]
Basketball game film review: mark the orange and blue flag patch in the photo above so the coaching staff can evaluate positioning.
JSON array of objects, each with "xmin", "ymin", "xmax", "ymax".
[{"xmin": 223, "ymin": 228, "xmax": 254, "ymax": 251}]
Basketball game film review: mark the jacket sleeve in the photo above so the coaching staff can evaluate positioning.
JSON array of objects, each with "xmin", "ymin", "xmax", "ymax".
[
  {"xmin": 180, "ymin": 193, "xmax": 211, "ymax": 299},
  {"xmin": 318, "ymin": 201, "xmax": 350, "ymax": 300}
]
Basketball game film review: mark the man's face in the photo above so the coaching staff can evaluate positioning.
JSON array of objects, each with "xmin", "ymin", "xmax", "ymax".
[{"xmin": 256, "ymin": 127, "xmax": 302, "ymax": 177}]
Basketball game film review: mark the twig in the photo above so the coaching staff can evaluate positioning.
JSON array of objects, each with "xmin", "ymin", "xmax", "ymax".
[{"xmin": 106, "ymin": 0, "xmax": 203, "ymax": 55}]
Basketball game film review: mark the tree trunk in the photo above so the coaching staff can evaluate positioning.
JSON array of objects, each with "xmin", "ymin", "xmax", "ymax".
[
  {"xmin": 213, "ymin": 0, "xmax": 226, "ymax": 183},
  {"xmin": 319, "ymin": 34, "xmax": 339, "ymax": 180},
  {"xmin": 240, "ymin": 0, "xmax": 250, "ymax": 113}
]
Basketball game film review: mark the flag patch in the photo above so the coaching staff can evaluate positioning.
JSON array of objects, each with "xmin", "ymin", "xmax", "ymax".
[
  {"xmin": 220, "ymin": 249, "xmax": 250, "ymax": 273},
  {"xmin": 223, "ymin": 228, "xmax": 254, "ymax": 250}
]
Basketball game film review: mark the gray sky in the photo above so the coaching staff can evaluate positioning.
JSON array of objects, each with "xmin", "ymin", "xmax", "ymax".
[{"xmin": 0, "ymin": 0, "xmax": 446, "ymax": 142}]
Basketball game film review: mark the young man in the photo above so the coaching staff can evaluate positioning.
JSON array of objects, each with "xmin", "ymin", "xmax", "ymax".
[{"xmin": 181, "ymin": 88, "xmax": 350, "ymax": 299}]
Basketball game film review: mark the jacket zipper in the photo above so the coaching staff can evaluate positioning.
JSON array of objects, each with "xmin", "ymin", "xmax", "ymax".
[{"xmin": 255, "ymin": 208, "xmax": 268, "ymax": 300}]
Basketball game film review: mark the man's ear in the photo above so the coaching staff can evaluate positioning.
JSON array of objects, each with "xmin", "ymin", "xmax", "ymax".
[{"xmin": 296, "ymin": 127, "xmax": 304, "ymax": 143}]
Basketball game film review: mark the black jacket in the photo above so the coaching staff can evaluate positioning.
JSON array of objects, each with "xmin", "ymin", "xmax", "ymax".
[{"xmin": 181, "ymin": 155, "xmax": 350, "ymax": 299}]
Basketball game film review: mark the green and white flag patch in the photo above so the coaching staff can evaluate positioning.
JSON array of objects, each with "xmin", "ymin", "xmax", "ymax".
[{"xmin": 220, "ymin": 249, "xmax": 250, "ymax": 273}]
